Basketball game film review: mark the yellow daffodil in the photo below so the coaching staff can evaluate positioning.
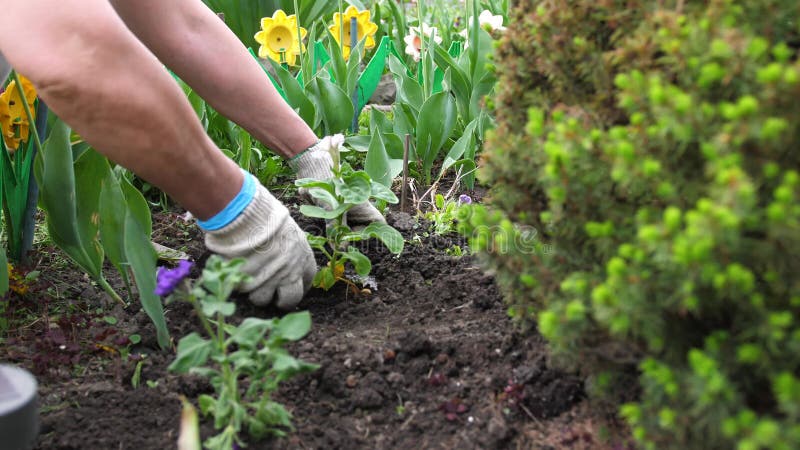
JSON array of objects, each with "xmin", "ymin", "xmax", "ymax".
[
  {"xmin": 254, "ymin": 9, "xmax": 307, "ymax": 66},
  {"xmin": 0, "ymin": 76, "xmax": 37, "ymax": 150},
  {"xmin": 329, "ymin": 5, "xmax": 378, "ymax": 60}
]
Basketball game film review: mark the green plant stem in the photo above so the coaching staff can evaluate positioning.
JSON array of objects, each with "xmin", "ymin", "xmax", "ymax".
[
  {"xmin": 97, "ymin": 276, "xmax": 127, "ymax": 306},
  {"xmin": 293, "ymin": 0, "xmax": 305, "ymax": 84},
  {"xmin": 417, "ymin": 0, "xmax": 427, "ymax": 95},
  {"xmin": 11, "ymin": 72, "xmax": 44, "ymax": 157},
  {"xmin": 338, "ymin": 0, "xmax": 345, "ymax": 56}
]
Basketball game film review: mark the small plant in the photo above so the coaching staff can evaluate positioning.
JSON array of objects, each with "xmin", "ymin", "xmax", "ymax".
[
  {"xmin": 164, "ymin": 256, "xmax": 318, "ymax": 450},
  {"xmin": 425, "ymin": 193, "xmax": 472, "ymax": 235},
  {"xmin": 296, "ymin": 155, "xmax": 404, "ymax": 291}
]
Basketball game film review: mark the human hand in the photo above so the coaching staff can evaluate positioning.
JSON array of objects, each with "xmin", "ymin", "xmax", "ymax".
[
  {"xmin": 289, "ymin": 134, "xmax": 387, "ymax": 226},
  {"xmin": 204, "ymin": 184, "xmax": 316, "ymax": 309}
]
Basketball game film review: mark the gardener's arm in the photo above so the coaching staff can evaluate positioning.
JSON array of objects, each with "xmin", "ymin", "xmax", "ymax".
[
  {"xmin": 0, "ymin": 0, "xmax": 316, "ymax": 309},
  {"xmin": 109, "ymin": 0, "xmax": 317, "ymax": 158},
  {"xmin": 110, "ymin": 0, "xmax": 386, "ymax": 225}
]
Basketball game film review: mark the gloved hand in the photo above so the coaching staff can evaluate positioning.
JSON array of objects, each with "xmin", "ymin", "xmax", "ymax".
[
  {"xmin": 204, "ymin": 183, "xmax": 316, "ymax": 309},
  {"xmin": 289, "ymin": 134, "xmax": 386, "ymax": 225}
]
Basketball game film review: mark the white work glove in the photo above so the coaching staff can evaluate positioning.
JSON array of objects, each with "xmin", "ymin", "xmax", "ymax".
[
  {"xmin": 288, "ymin": 135, "xmax": 386, "ymax": 225},
  {"xmin": 204, "ymin": 184, "xmax": 316, "ymax": 309}
]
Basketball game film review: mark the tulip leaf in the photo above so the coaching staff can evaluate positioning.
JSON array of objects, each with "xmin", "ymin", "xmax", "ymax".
[
  {"xmin": 365, "ymin": 131, "xmax": 403, "ymax": 188},
  {"xmin": 416, "ymin": 91, "xmax": 457, "ymax": 183},
  {"xmin": 0, "ymin": 249, "xmax": 8, "ymax": 296},
  {"xmin": 124, "ymin": 210, "xmax": 170, "ymax": 349},
  {"xmin": 268, "ymin": 59, "xmax": 317, "ymax": 128},
  {"xmin": 98, "ymin": 162, "xmax": 131, "ymax": 286},
  {"xmin": 308, "ymin": 76, "xmax": 353, "ymax": 135},
  {"xmin": 388, "ymin": 55, "xmax": 424, "ymax": 111},
  {"xmin": 441, "ymin": 118, "xmax": 479, "ymax": 177}
]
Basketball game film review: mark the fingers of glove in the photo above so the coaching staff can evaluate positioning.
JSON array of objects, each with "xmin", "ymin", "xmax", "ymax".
[
  {"xmin": 347, "ymin": 202, "xmax": 387, "ymax": 226},
  {"xmin": 274, "ymin": 278, "xmax": 306, "ymax": 310},
  {"xmin": 248, "ymin": 279, "xmax": 279, "ymax": 307}
]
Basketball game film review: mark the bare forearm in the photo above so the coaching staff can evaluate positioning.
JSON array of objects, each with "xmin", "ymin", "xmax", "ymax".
[{"xmin": 111, "ymin": 0, "xmax": 318, "ymax": 158}]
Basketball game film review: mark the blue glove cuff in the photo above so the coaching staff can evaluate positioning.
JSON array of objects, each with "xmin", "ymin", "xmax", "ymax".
[{"xmin": 197, "ymin": 169, "xmax": 257, "ymax": 231}]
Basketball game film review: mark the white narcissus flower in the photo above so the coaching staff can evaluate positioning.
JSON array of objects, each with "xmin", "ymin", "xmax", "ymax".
[
  {"xmin": 403, "ymin": 24, "xmax": 443, "ymax": 61},
  {"xmin": 479, "ymin": 10, "xmax": 506, "ymax": 32}
]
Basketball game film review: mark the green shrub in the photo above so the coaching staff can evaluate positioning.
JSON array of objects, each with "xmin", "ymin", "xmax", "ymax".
[{"xmin": 460, "ymin": 0, "xmax": 800, "ymax": 448}]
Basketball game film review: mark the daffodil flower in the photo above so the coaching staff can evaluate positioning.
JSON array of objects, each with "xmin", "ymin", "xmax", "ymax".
[
  {"xmin": 478, "ymin": 10, "xmax": 506, "ymax": 32},
  {"xmin": 329, "ymin": 5, "xmax": 378, "ymax": 60},
  {"xmin": 0, "ymin": 76, "xmax": 36, "ymax": 151},
  {"xmin": 254, "ymin": 9, "xmax": 307, "ymax": 66},
  {"xmin": 403, "ymin": 24, "xmax": 443, "ymax": 62}
]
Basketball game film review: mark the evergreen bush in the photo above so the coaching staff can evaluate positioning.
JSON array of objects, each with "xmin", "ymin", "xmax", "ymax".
[{"xmin": 460, "ymin": 1, "xmax": 800, "ymax": 448}]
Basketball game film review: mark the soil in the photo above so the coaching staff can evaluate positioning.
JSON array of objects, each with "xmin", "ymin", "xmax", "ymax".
[{"xmin": 2, "ymin": 195, "xmax": 630, "ymax": 450}]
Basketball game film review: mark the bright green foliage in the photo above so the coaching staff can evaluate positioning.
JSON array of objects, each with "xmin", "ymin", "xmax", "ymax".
[
  {"xmin": 297, "ymin": 160, "xmax": 403, "ymax": 290},
  {"xmin": 168, "ymin": 256, "xmax": 318, "ymax": 450},
  {"xmin": 460, "ymin": 0, "xmax": 800, "ymax": 448},
  {"xmin": 35, "ymin": 119, "xmax": 170, "ymax": 349}
]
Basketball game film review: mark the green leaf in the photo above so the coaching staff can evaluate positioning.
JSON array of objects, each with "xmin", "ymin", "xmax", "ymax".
[
  {"xmin": 169, "ymin": 332, "xmax": 212, "ymax": 373},
  {"xmin": 268, "ymin": 59, "xmax": 317, "ymax": 128},
  {"xmin": 344, "ymin": 135, "xmax": 371, "ymax": 152},
  {"xmin": 295, "ymin": 178, "xmax": 336, "ymax": 194},
  {"xmin": 306, "ymin": 233, "xmax": 328, "ymax": 249},
  {"xmin": 300, "ymin": 203, "xmax": 350, "ymax": 220},
  {"xmin": 98, "ymin": 163, "xmax": 130, "ymax": 287},
  {"xmin": 313, "ymin": 265, "xmax": 337, "ymax": 290},
  {"xmin": 307, "ymin": 187, "xmax": 340, "ymax": 210},
  {"xmin": 231, "ymin": 317, "xmax": 274, "ymax": 348},
  {"xmin": 441, "ymin": 118, "xmax": 479, "ymax": 176},
  {"xmin": 361, "ymin": 222, "xmax": 404, "ymax": 254},
  {"xmin": 337, "ymin": 170, "xmax": 371, "ymax": 204},
  {"xmin": 308, "ymin": 76, "xmax": 354, "ymax": 135},
  {"xmin": 124, "ymin": 211, "xmax": 170, "ymax": 349},
  {"xmin": 273, "ymin": 311, "xmax": 312, "ymax": 341},
  {"xmin": 0, "ymin": 248, "xmax": 8, "ymax": 296},
  {"xmin": 365, "ymin": 131, "xmax": 403, "ymax": 188},
  {"xmin": 342, "ymin": 247, "xmax": 371, "ymax": 276},
  {"xmin": 371, "ymin": 181, "xmax": 399, "ymax": 203},
  {"xmin": 416, "ymin": 92, "xmax": 457, "ymax": 182},
  {"xmin": 388, "ymin": 55, "xmax": 424, "ymax": 111}
]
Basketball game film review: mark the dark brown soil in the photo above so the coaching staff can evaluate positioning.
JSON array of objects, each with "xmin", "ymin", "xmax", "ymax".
[{"xmin": 2, "ymin": 199, "xmax": 629, "ymax": 450}]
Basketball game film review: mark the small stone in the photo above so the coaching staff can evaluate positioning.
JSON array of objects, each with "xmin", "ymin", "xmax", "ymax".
[
  {"xmin": 346, "ymin": 374, "xmax": 358, "ymax": 388},
  {"xmin": 383, "ymin": 349, "xmax": 396, "ymax": 363},
  {"xmin": 386, "ymin": 372, "xmax": 405, "ymax": 386},
  {"xmin": 435, "ymin": 353, "xmax": 449, "ymax": 365},
  {"xmin": 390, "ymin": 212, "xmax": 416, "ymax": 231}
]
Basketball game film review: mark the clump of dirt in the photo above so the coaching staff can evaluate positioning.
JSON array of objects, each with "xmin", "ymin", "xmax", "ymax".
[{"xmin": 3, "ymin": 202, "xmax": 629, "ymax": 450}]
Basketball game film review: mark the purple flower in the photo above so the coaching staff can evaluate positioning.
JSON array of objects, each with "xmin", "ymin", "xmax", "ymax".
[
  {"xmin": 458, "ymin": 194, "xmax": 472, "ymax": 205},
  {"xmin": 154, "ymin": 260, "xmax": 194, "ymax": 296}
]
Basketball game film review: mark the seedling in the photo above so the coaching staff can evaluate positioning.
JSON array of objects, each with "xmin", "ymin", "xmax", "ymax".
[
  {"xmin": 164, "ymin": 256, "xmax": 318, "ymax": 449},
  {"xmin": 296, "ymin": 158, "xmax": 404, "ymax": 291}
]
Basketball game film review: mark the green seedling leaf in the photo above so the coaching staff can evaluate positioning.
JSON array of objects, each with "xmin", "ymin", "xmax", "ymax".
[
  {"xmin": 307, "ymin": 187, "xmax": 340, "ymax": 210},
  {"xmin": 371, "ymin": 180, "xmax": 399, "ymax": 203},
  {"xmin": 361, "ymin": 222, "xmax": 404, "ymax": 254},
  {"xmin": 169, "ymin": 332, "xmax": 213, "ymax": 373},
  {"xmin": 342, "ymin": 247, "xmax": 372, "ymax": 276},
  {"xmin": 337, "ymin": 171, "xmax": 371, "ymax": 204},
  {"xmin": 306, "ymin": 233, "xmax": 328, "ymax": 249},
  {"xmin": 274, "ymin": 311, "xmax": 312, "ymax": 341},
  {"xmin": 231, "ymin": 317, "xmax": 274, "ymax": 348},
  {"xmin": 295, "ymin": 178, "xmax": 336, "ymax": 194},
  {"xmin": 313, "ymin": 265, "xmax": 337, "ymax": 290},
  {"xmin": 300, "ymin": 203, "xmax": 350, "ymax": 220}
]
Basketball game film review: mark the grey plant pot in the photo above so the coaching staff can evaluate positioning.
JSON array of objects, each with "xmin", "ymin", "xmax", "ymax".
[{"xmin": 0, "ymin": 364, "xmax": 39, "ymax": 450}]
